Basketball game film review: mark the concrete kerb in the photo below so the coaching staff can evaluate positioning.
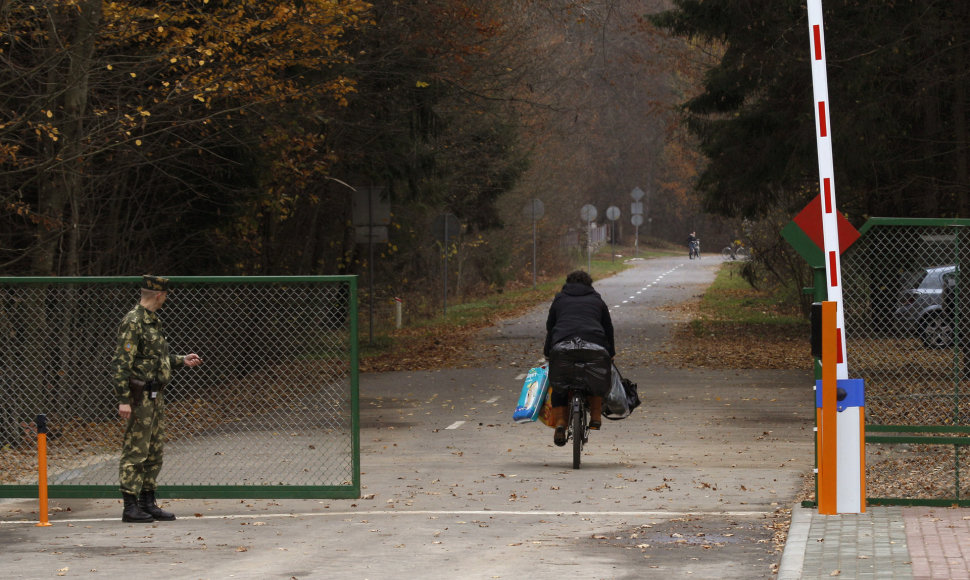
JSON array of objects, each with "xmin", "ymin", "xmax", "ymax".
[{"xmin": 777, "ymin": 504, "xmax": 812, "ymax": 580}]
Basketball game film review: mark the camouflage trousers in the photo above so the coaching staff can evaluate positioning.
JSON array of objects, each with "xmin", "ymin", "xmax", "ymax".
[{"xmin": 119, "ymin": 391, "xmax": 166, "ymax": 495}]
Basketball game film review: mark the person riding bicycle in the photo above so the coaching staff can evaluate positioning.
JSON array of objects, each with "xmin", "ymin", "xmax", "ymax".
[
  {"xmin": 543, "ymin": 270, "xmax": 615, "ymax": 447},
  {"xmin": 687, "ymin": 231, "xmax": 699, "ymax": 258}
]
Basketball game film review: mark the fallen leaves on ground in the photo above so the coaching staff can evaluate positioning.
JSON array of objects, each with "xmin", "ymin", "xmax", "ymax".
[{"xmin": 660, "ymin": 321, "xmax": 809, "ymax": 369}]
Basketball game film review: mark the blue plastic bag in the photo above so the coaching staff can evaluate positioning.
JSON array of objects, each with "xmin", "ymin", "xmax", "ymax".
[{"xmin": 513, "ymin": 365, "xmax": 549, "ymax": 423}]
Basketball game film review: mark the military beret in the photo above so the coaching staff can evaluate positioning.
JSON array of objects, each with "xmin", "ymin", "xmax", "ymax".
[{"xmin": 141, "ymin": 275, "xmax": 170, "ymax": 292}]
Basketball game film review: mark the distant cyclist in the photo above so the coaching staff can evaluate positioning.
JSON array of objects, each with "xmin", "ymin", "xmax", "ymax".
[
  {"xmin": 543, "ymin": 270, "xmax": 615, "ymax": 446},
  {"xmin": 687, "ymin": 231, "xmax": 700, "ymax": 259}
]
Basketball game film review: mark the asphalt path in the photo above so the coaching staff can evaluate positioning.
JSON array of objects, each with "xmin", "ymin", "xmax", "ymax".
[{"xmin": 0, "ymin": 255, "xmax": 815, "ymax": 579}]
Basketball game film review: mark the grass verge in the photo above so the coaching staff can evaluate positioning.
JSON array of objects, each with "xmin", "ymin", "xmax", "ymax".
[
  {"xmin": 664, "ymin": 261, "xmax": 810, "ymax": 369},
  {"xmin": 696, "ymin": 262, "xmax": 806, "ymax": 325}
]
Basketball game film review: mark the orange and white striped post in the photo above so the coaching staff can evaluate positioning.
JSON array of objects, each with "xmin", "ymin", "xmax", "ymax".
[
  {"xmin": 817, "ymin": 302, "xmax": 839, "ymax": 514},
  {"xmin": 807, "ymin": 1, "xmax": 865, "ymax": 514}
]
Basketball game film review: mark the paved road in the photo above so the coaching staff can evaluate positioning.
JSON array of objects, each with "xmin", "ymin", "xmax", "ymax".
[{"xmin": 1, "ymin": 255, "xmax": 816, "ymax": 579}]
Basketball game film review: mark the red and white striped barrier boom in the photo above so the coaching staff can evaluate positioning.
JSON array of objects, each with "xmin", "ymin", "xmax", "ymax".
[{"xmin": 806, "ymin": 0, "xmax": 864, "ymax": 515}]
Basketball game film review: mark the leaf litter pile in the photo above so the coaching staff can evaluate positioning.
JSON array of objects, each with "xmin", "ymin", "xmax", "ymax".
[{"xmin": 657, "ymin": 291, "xmax": 810, "ymax": 370}]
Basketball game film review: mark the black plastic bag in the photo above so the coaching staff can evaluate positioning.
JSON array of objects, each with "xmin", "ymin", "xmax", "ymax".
[
  {"xmin": 623, "ymin": 378, "xmax": 641, "ymax": 410},
  {"xmin": 547, "ymin": 337, "xmax": 611, "ymax": 397},
  {"xmin": 604, "ymin": 365, "xmax": 641, "ymax": 420}
]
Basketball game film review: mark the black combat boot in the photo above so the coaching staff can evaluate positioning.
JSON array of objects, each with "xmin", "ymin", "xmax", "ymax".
[
  {"xmin": 122, "ymin": 493, "xmax": 153, "ymax": 523},
  {"xmin": 138, "ymin": 489, "xmax": 176, "ymax": 521}
]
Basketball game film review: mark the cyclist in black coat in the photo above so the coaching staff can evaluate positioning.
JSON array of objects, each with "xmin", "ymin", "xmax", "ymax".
[{"xmin": 544, "ymin": 270, "xmax": 615, "ymax": 446}]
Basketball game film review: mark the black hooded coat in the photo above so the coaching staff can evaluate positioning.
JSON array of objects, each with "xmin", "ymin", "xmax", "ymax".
[{"xmin": 543, "ymin": 282, "xmax": 615, "ymax": 358}]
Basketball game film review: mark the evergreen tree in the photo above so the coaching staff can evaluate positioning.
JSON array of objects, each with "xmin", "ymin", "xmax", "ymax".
[{"xmin": 652, "ymin": 0, "xmax": 970, "ymax": 220}]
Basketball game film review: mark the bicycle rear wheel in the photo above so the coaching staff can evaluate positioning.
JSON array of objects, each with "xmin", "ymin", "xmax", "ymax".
[
  {"xmin": 721, "ymin": 247, "xmax": 734, "ymax": 260},
  {"xmin": 571, "ymin": 392, "xmax": 585, "ymax": 469}
]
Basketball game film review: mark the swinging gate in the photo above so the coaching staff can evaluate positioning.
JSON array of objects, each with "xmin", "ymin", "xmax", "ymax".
[
  {"xmin": 840, "ymin": 219, "xmax": 970, "ymax": 505},
  {"xmin": 0, "ymin": 276, "xmax": 359, "ymax": 499}
]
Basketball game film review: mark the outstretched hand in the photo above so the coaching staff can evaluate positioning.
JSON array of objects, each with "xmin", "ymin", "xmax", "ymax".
[{"xmin": 184, "ymin": 353, "xmax": 203, "ymax": 367}]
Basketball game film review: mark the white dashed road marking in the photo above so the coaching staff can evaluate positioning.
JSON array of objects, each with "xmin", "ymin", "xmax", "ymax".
[{"xmin": 609, "ymin": 263, "xmax": 684, "ymax": 311}]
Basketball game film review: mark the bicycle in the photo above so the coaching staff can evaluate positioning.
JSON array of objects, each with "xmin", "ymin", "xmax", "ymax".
[
  {"xmin": 688, "ymin": 239, "xmax": 700, "ymax": 260},
  {"xmin": 721, "ymin": 241, "xmax": 750, "ymax": 261},
  {"xmin": 548, "ymin": 338, "xmax": 608, "ymax": 469},
  {"xmin": 565, "ymin": 387, "xmax": 591, "ymax": 469}
]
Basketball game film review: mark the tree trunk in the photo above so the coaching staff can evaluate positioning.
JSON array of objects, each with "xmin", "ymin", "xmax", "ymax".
[
  {"xmin": 953, "ymin": 13, "xmax": 968, "ymax": 216},
  {"xmin": 24, "ymin": 1, "xmax": 102, "ymax": 428},
  {"xmin": 31, "ymin": 0, "xmax": 102, "ymax": 276}
]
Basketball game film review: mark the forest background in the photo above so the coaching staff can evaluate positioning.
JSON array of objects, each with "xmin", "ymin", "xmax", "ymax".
[{"xmin": 2, "ymin": 0, "xmax": 969, "ymax": 319}]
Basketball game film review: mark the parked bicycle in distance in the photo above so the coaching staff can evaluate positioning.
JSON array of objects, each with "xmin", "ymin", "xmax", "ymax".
[{"xmin": 722, "ymin": 241, "xmax": 750, "ymax": 261}]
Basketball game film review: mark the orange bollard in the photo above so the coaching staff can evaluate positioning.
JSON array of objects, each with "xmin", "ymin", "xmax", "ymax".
[{"xmin": 36, "ymin": 414, "xmax": 51, "ymax": 527}]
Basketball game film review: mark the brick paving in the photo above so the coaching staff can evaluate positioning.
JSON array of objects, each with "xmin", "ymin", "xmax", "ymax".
[
  {"xmin": 781, "ymin": 505, "xmax": 970, "ymax": 579},
  {"xmin": 903, "ymin": 507, "xmax": 970, "ymax": 580}
]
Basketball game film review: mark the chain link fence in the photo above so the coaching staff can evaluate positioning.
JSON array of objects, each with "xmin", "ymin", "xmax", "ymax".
[
  {"xmin": 840, "ymin": 219, "xmax": 970, "ymax": 504},
  {"xmin": 0, "ymin": 276, "xmax": 359, "ymax": 499}
]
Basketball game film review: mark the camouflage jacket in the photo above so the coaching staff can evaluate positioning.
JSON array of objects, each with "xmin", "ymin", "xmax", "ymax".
[{"xmin": 110, "ymin": 304, "xmax": 185, "ymax": 405}]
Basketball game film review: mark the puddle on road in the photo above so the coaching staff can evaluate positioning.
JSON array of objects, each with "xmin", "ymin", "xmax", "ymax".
[
  {"xmin": 593, "ymin": 515, "xmax": 772, "ymax": 551},
  {"xmin": 639, "ymin": 530, "xmax": 742, "ymax": 546}
]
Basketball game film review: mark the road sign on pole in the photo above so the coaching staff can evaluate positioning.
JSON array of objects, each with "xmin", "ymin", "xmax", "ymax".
[
  {"xmin": 631, "ymin": 214, "xmax": 644, "ymax": 257},
  {"xmin": 631, "ymin": 189, "xmax": 646, "ymax": 256},
  {"xmin": 434, "ymin": 213, "xmax": 461, "ymax": 315},
  {"xmin": 523, "ymin": 199, "xmax": 544, "ymax": 289},
  {"xmin": 580, "ymin": 205, "xmax": 597, "ymax": 272},
  {"xmin": 606, "ymin": 206, "xmax": 620, "ymax": 262},
  {"xmin": 352, "ymin": 186, "xmax": 390, "ymax": 344}
]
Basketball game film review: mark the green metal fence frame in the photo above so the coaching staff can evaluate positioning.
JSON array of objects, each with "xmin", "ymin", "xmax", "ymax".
[
  {"xmin": 0, "ymin": 275, "xmax": 361, "ymax": 500},
  {"xmin": 788, "ymin": 217, "xmax": 970, "ymax": 507},
  {"xmin": 856, "ymin": 219, "xmax": 970, "ymax": 506},
  {"xmin": 866, "ymin": 425, "xmax": 970, "ymax": 507}
]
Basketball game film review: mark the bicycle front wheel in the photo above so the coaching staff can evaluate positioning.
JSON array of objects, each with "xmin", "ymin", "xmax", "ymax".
[
  {"xmin": 721, "ymin": 247, "xmax": 733, "ymax": 260},
  {"xmin": 571, "ymin": 392, "xmax": 585, "ymax": 469}
]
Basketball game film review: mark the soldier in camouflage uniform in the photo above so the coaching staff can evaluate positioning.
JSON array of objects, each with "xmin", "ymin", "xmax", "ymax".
[{"xmin": 111, "ymin": 275, "xmax": 202, "ymax": 523}]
